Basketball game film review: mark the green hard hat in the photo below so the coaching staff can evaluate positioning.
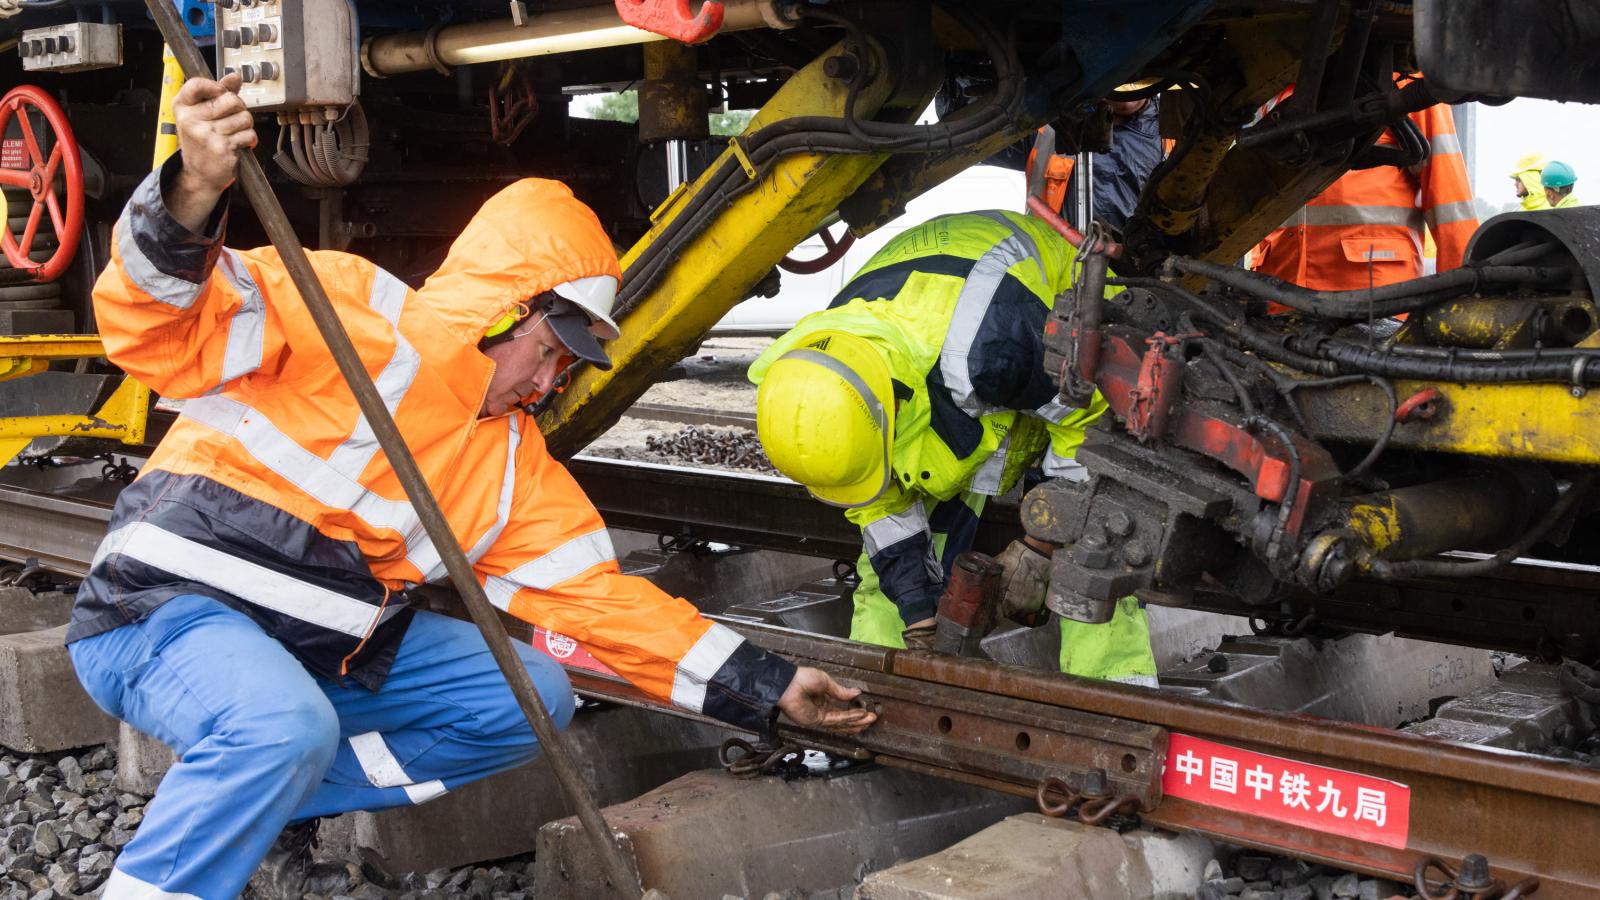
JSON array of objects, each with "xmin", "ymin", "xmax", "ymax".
[{"xmin": 1542, "ymin": 160, "xmax": 1577, "ymax": 189}]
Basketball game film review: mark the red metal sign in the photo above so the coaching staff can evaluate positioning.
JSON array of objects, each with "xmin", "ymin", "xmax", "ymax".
[
  {"xmin": 530, "ymin": 625, "xmax": 620, "ymax": 679},
  {"xmin": 1163, "ymin": 733, "xmax": 1412, "ymax": 849}
]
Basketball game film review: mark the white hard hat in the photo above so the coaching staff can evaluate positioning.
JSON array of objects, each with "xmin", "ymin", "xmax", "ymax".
[{"xmin": 551, "ymin": 274, "xmax": 620, "ymax": 340}]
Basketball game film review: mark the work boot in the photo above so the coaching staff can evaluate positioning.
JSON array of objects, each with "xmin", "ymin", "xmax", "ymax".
[{"xmin": 246, "ymin": 818, "xmax": 319, "ymax": 899}]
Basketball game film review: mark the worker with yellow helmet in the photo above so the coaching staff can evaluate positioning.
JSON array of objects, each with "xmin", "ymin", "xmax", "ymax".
[
  {"xmin": 1510, "ymin": 154, "xmax": 1550, "ymax": 211},
  {"xmin": 749, "ymin": 211, "xmax": 1157, "ymax": 685}
]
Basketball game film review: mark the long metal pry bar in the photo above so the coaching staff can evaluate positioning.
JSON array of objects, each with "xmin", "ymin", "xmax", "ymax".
[{"xmin": 139, "ymin": 3, "xmax": 644, "ymax": 896}]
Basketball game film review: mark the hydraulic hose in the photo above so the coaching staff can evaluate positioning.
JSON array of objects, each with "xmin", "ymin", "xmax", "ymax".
[
  {"xmin": 1167, "ymin": 257, "xmax": 1573, "ymax": 320},
  {"xmin": 616, "ymin": 3, "xmax": 1021, "ymax": 315},
  {"xmin": 1286, "ymin": 333, "xmax": 1600, "ymax": 384}
]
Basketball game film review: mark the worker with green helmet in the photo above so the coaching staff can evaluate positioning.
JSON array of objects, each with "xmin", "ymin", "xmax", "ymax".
[
  {"xmin": 1543, "ymin": 160, "xmax": 1581, "ymax": 209},
  {"xmin": 748, "ymin": 211, "xmax": 1158, "ymax": 685},
  {"xmin": 1509, "ymin": 154, "xmax": 1550, "ymax": 211}
]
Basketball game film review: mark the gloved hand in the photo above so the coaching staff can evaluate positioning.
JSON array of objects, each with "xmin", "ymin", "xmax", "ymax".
[
  {"xmin": 901, "ymin": 622, "xmax": 937, "ymax": 651},
  {"xmin": 995, "ymin": 539, "xmax": 1052, "ymax": 619}
]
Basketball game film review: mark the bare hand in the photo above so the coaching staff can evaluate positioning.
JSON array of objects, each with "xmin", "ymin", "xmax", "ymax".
[
  {"xmin": 776, "ymin": 666, "xmax": 876, "ymax": 735},
  {"xmin": 168, "ymin": 74, "xmax": 256, "ymax": 230}
]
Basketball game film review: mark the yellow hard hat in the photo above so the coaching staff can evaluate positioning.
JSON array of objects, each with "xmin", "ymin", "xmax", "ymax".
[
  {"xmin": 756, "ymin": 330, "xmax": 896, "ymax": 508},
  {"xmin": 1511, "ymin": 154, "xmax": 1548, "ymax": 177}
]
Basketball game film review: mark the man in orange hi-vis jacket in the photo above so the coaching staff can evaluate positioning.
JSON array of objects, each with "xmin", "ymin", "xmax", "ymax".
[
  {"xmin": 1251, "ymin": 87, "xmax": 1478, "ymax": 290},
  {"xmin": 66, "ymin": 73, "xmax": 874, "ymax": 900}
]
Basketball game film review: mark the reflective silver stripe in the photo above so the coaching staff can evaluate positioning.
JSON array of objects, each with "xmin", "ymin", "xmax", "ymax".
[
  {"xmin": 671, "ymin": 623, "xmax": 744, "ymax": 713},
  {"xmin": 972, "ymin": 210, "xmax": 1044, "ymax": 281},
  {"xmin": 970, "ymin": 430, "xmax": 1013, "ymax": 497},
  {"xmin": 181, "ymin": 394, "xmax": 421, "ymax": 538},
  {"xmin": 1298, "ymin": 205, "xmax": 1424, "ymax": 229},
  {"xmin": 326, "ymin": 271, "xmax": 422, "ymax": 479},
  {"xmin": 114, "ymin": 215, "xmax": 208, "ymax": 309},
  {"xmin": 939, "ymin": 235, "xmax": 1033, "ymax": 416},
  {"xmin": 781, "ymin": 348, "xmax": 892, "ymax": 508},
  {"xmin": 1031, "ymin": 397, "xmax": 1077, "ymax": 424},
  {"xmin": 1112, "ymin": 673, "xmax": 1160, "ymax": 688},
  {"xmin": 1042, "ymin": 445, "xmax": 1089, "ymax": 482},
  {"xmin": 862, "ymin": 500, "xmax": 929, "ymax": 557},
  {"xmin": 414, "ymin": 417, "xmax": 521, "ymax": 583},
  {"xmin": 216, "ymin": 249, "xmax": 267, "ymax": 386},
  {"xmin": 349, "ymin": 732, "xmax": 447, "ymax": 804},
  {"xmin": 1429, "ymin": 133, "xmax": 1461, "ymax": 156},
  {"xmin": 1425, "ymin": 199, "xmax": 1478, "ymax": 229},
  {"xmin": 103, "ymin": 867, "xmax": 204, "ymax": 900},
  {"xmin": 484, "ymin": 575, "xmax": 519, "ymax": 611},
  {"xmin": 1276, "ymin": 207, "xmax": 1309, "ymax": 230},
  {"xmin": 500, "ymin": 528, "xmax": 616, "ymax": 591},
  {"xmin": 97, "ymin": 522, "xmax": 381, "ymax": 637}
]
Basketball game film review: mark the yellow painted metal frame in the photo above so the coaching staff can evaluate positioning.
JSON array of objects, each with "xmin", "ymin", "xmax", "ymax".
[
  {"xmin": 0, "ymin": 335, "xmax": 150, "ymax": 468},
  {"xmin": 1294, "ymin": 376, "xmax": 1600, "ymax": 466},
  {"xmin": 541, "ymin": 39, "xmax": 934, "ymax": 456}
]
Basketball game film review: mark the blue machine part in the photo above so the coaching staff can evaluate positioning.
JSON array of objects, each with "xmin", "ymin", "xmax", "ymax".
[{"xmin": 177, "ymin": 0, "xmax": 214, "ymax": 42}]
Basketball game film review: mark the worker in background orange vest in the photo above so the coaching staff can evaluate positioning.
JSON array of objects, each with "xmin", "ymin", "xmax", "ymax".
[{"xmin": 1250, "ymin": 87, "xmax": 1478, "ymax": 290}]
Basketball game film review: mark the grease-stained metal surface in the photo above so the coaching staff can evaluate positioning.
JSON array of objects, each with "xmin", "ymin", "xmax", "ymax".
[{"xmin": 1292, "ymin": 377, "xmax": 1600, "ymax": 465}]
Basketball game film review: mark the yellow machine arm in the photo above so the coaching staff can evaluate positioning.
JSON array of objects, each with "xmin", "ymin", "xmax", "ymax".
[{"xmin": 0, "ymin": 335, "xmax": 151, "ymax": 468}]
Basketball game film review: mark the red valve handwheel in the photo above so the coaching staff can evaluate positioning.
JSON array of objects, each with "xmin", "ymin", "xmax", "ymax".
[
  {"xmin": 0, "ymin": 85, "xmax": 85, "ymax": 283},
  {"xmin": 779, "ymin": 222, "xmax": 856, "ymax": 275}
]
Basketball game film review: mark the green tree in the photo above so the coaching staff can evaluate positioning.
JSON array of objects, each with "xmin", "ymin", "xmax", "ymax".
[
  {"xmin": 709, "ymin": 109, "xmax": 755, "ymax": 136},
  {"xmin": 581, "ymin": 90, "xmax": 754, "ymax": 136},
  {"xmin": 584, "ymin": 91, "xmax": 639, "ymax": 123}
]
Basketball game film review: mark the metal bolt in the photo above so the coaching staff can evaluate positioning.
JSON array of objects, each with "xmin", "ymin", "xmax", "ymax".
[
  {"xmin": 822, "ymin": 54, "xmax": 859, "ymax": 82},
  {"xmin": 1080, "ymin": 767, "xmax": 1110, "ymax": 799},
  {"xmin": 1073, "ymin": 534, "xmax": 1111, "ymax": 569},
  {"xmin": 1121, "ymin": 540, "xmax": 1151, "ymax": 567},
  {"xmin": 1456, "ymin": 854, "xmax": 1493, "ymax": 891},
  {"xmin": 1105, "ymin": 509, "xmax": 1135, "ymax": 537},
  {"xmin": 1207, "ymin": 653, "xmax": 1229, "ymax": 673}
]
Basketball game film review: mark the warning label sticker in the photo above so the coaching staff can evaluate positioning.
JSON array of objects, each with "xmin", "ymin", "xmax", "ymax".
[
  {"xmin": 1163, "ymin": 733, "xmax": 1411, "ymax": 849},
  {"xmin": 2, "ymin": 139, "xmax": 27, "ymax": 170}
]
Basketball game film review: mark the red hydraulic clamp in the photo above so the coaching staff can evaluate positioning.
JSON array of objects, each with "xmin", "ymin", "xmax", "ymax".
[{"xmin": 614, "ymin": 0, "xmax": 725, "ymax": 43}]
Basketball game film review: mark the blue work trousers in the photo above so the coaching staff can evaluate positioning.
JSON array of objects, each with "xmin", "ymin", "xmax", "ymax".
[{"xmin": 69, "ymin": 594, "xmax": 575, "ymax": 900}]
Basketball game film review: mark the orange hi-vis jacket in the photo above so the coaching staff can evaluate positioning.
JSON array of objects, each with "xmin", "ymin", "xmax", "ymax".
[
  {"xmin": 68, "ymin": 158, "xmax": 795, "ymax": 731},
  {"xmin": 1251, "ymin": 90, "xmax": 1478, "ymax": 291}
]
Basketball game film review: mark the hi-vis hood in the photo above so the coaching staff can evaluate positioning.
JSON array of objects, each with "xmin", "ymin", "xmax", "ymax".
[{"xmin": 417, "ymin": 178, "xmax": 622, "ymax": 345}]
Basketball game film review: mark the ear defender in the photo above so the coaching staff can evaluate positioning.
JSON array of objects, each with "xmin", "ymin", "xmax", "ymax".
[{"xmin": 484, "ymin": 301, "xmax": 532, "ymax": 340}]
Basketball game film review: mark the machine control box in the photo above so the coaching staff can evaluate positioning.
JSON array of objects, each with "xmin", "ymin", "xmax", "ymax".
[
  {"xmin": 17, "ymin": 22, "xmax": 122, "ymax": 73},
  {"xmin": 215, "ymin": 0, "xmax": 357, "ymax": 112}
]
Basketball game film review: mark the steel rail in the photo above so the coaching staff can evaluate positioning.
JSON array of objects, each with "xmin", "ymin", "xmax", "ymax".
[
  {"xmin": 3, "ymin": 467, "xmax": 1600, "ymax": 893},
  {"xmin": 574, "ymin": 620, "xmax": 1600, "ymax": 900}
]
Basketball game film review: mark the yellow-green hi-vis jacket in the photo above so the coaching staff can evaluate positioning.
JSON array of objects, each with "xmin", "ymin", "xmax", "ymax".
[{"xmin": 750, "ymin": 210, "xmax": 1157, "ymax": 684}]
